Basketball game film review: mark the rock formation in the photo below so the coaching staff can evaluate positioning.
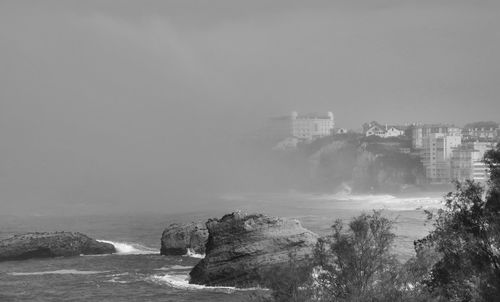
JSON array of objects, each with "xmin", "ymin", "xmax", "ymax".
[
  {"xmin": 189, "ymin": 212, "xmax": 318, "ymax": 287},
  {"xmin": 0, "ymin": 232, "xmax": 116, "ymax": 261},
  {"xmin": 160, "ymin": 222, "xmax": 208, "ymax": 256}
]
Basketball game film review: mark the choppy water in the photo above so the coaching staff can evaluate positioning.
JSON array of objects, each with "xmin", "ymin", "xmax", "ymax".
[{"xmin": 0, "ymin": 191, "xmax": 445, "ymax": 301}]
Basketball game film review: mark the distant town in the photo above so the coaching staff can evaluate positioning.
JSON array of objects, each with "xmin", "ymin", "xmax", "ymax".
[{"xmin": 267, "ymin": 111, "xmax": 500, "ymax": 186}]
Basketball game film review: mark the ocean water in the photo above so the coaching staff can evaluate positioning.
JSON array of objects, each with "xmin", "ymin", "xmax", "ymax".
[{"xmin": 0, "ymin": 191, "xmax": 445, "ymax": 301}]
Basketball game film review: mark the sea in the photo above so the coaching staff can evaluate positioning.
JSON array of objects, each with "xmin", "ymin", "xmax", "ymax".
[{"xmin": 0, "ymin": 191, "xmax": 445, "ymax": 301}]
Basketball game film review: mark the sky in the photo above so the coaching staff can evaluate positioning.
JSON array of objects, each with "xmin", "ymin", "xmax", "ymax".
[{"xmin": 1, "ymin": 0, "xmax": 499, "ymax": 215}]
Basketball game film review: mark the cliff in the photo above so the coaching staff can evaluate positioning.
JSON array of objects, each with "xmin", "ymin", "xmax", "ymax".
[
  {"xmin": 300, "ymin": 134, "xmax": 425, "ymax": 192},
  {"xmin": 0, "ymin": 232, "xmax": 116, "ymax": 261},
  {"xmin": 189, "ymin": 212, "xmax": 318, "ymax": 287}
]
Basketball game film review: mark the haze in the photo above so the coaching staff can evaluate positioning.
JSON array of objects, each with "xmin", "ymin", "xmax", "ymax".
[{"xmin": 1, "ymin": 0, "xmax": 499, "ymax": 215}]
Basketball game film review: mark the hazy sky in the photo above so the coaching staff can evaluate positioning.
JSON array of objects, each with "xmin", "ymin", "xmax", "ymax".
[{"xmin": 1, "ymin": 1, "xmax": 499, "ymax": 214}]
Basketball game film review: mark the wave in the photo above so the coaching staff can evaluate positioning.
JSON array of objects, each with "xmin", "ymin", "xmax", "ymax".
[
  {"xmin": 97, "ymin": 240, "xmax": 158, "ymax": 255},
  {"xmin": 9, "ymin": 269, "xmax": 108, "ymax": 276},
  {"xmin": 184, "ymin": 248, "xmax": 205, "ymax": 259},
  {"xmin": 306, "ymin": 193, "xmax": 442, "ymax": 211},
  {"xmin": 155, "ymin": 265, "xmax": 193, "ymax": 271},
  {"xmin": 105, "ymin": 272, "xmax": 130, "ymax": 284},
  {"xmin": 148, "ymin": 273, "xmax": 266, "ymax": 292}
]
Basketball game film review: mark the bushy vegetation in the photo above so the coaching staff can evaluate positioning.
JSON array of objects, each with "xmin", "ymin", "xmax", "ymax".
[{"xmin": 260, "ymin": 144, "xmax": 500, "ymax": 302}]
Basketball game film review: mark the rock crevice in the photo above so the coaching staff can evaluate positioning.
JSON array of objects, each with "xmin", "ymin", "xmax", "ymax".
[{"xmin": 160, "ymin": 222, "xmax": 208, "ymax": 256}]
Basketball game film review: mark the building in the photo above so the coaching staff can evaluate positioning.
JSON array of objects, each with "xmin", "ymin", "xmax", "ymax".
[
  {"xmin": 421, "ymin": 133, "xmax": 462, "ymax": 183},
  {"xmin": 385, "ymin": 126, "xmax": 405, "ymax": 138},
  {"xmin": 364, "ymin": 124, "xmax": 405, "ymax": 138},
  {"xmin": 462, "ymin": 126, "xmax": 499, "ymax": 142},
  {"xmin": 365, "ymin": 125, "xmax": 386, "ymax": 137},
  {"xmin": 291, "ymin": 111, "xmax": 334, "ymax": 140},
  {"xmin": 411, "ymin": 124, "xmax": 462, "ymax": 149},
  {"xmin": 451, "ymin": 142, "xmax": 494, "ymax": 183}
]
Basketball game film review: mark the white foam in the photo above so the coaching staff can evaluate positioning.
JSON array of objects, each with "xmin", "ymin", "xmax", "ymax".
[
  {"xmin": 308, "ymin": 192, "xmax": 442, "ymax": 211},
  {"xmin": 9, "ymin": 269, "xmax": 108, "ymax": 276},
  {"xmin": 97, "ymin": 240, "xmax": 157, "ymax": 255},
  {"xmin": 311, "ymin": 193, "xmax": 397, "ymax": 202},
  {"xmin": 148, "ymin": 273, "xmax": 266, "ymax": 292},
  {"xmin": 155, "ymin": 265, "xmax": 193, "ymax": 271},
  {"xmin": 184, "ymin": 248, "xmax": 205, "ymax": 259},
  {"xmin": 105, "ymin": 272, "xmax": 130, "ymax": 284}
]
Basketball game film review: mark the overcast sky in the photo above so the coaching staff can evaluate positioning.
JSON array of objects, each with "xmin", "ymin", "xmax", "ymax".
[{"xmin": 1, "ymin": 0, "xmax": 499, "ymax": 214}]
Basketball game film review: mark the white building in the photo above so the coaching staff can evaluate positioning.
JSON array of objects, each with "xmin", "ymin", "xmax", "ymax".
[
  {"xmin": 291, "ymin": 111, "xmax": 334, "ymax": 140},
  {"xmin": 384, "ymin": 126, "xmax": 405, "ymax": 138},
  {"xmin": 365, "ymin": 125, "xmax": 386, "ymax": 137},
  {"xmin": 365, "ymin": 125, "xmax": 405, "ymax": 138},
  {"xmin": 421, "ymin": 133, "xmax": 462, "ymax": 183},
  {"xmin": 451, "ymin": 142, "xmax": 494, "ymax": 183}
]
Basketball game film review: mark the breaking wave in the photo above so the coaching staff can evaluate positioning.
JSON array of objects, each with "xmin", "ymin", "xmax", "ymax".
[
  {"xmin": 9, "ymin": 269, "xmax": 108, "ymax": 276},
  {"xmin": 184, "ymin": 248, "xmax": 205, "ymax": 259},
  {"xmin": 97, "ymin": 240, "xmax": 158, "ymax": 255},
  {"xmin": 308, "ymin": 193, "xmax": 442, "ymax": 211},
  {"xmin": 148, "ymin": 273, "xmax": 266, "ymax": 292},
  {"xmin": 155, "ymin": 265, "xmax": 193, "ymax": 271}
]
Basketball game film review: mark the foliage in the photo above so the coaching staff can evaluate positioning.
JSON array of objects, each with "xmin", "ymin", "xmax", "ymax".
[
  {"xmin": 260, "ymin": 145, "xmax": 500, "ymax": 301},
  {"xmin": 311, "ymin": 211, "xmax": 404, "ymax": 301},
  {"xmin": 259, "ymin": 254, "xmax": 315, "ymax": 302},
  {"xmin": 414, "ymin": 143, "xmax": 500, "ymax": 301}
]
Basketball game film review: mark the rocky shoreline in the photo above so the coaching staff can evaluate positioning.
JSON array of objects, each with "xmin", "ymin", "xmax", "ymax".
[
  {"xmin": 0, "ymin": 232, "xmax": 116, "ymax": 262},
  {"xmin": 3, "ymin": 212, "xmax": 319, "ymax": 288}
]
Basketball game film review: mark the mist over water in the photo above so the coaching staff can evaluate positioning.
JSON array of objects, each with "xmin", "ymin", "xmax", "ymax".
[{"xmin": 1, "ymin": 0, "xmax": 500, "ymax": 216}]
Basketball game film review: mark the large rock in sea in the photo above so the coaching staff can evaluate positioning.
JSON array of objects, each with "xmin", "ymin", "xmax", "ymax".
[
  {"xmin": 160, "ymin": 222, "xmax": 208, "ymax": 256},
  {"xmin": 0, "ymin": 232, "xmax": 116, "ymax": 261},
  {"xmin": 189, "ymin": 212, "xmax": 318, "ymax": 287}
]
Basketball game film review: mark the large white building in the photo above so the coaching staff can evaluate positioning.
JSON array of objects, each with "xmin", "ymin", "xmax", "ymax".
[
  {"xmin": 421, "ymin": 133, "xmax": 462, "ymax": 183},
  {"xmin": 291, "ymin": 111, "xmax": 334, "ymax": 140},
  {"xmin": 451, "ymin": 142, "xmax": 494, "ymax": 183}
]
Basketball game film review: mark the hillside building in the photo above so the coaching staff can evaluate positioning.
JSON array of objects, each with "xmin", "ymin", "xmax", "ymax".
[
  {"xmin": 365, "ymin": 124, "xmax": 405, "ymax": 138},
  {"xmin": 291, "ymin": 111, "xmax": 335, "ymax": 140}
]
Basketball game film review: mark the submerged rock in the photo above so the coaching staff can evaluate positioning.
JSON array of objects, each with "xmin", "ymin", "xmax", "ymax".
[
  {"xmin": 0, "ymin": 232, "xmax": 116, "ymax": 261},
  {"xmin": 160, "ymin": 222, "xmax": 208, "ymax": 256},
  {"xmin": 189, "ymin": 212, "xmax": 318, "ymax": 287}
]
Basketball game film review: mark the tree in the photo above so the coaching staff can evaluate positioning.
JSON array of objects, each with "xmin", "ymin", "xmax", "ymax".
[
  {"xmin": 414, "ymin": 143, "xmax": 500, "ymax": 301},
  {"xmin": 312, "ymin": 211, "xmax": 403, "ymax": 302}
]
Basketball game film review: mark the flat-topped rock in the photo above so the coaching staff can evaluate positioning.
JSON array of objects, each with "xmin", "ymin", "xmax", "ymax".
[
  {"xmin": 0, "ymin": 232, "xmax": 116, "ymax": 261},
  {"xmin": 189, "ymin": 212, "xmax": 318, "ymax": 287},
  {"xmin": 161, "ymin": 222, "xmax": 208, "ymax": 256}
]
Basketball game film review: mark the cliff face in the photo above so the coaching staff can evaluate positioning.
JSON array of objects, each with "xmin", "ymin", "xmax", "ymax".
[
  {"xmin": 306, "ymin": 137, "xmax": 424, "ymax": 192},
  {"xmin": 189, "ymin": 212, "xmax": 318, "ymax": 287},
  {"xmin": 160, "ymin": 222, "xmax": 208, "ymax": 256},
  {"xmin": 0, "ymin": 232, "xmax": 116, "ymax": 261}
]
